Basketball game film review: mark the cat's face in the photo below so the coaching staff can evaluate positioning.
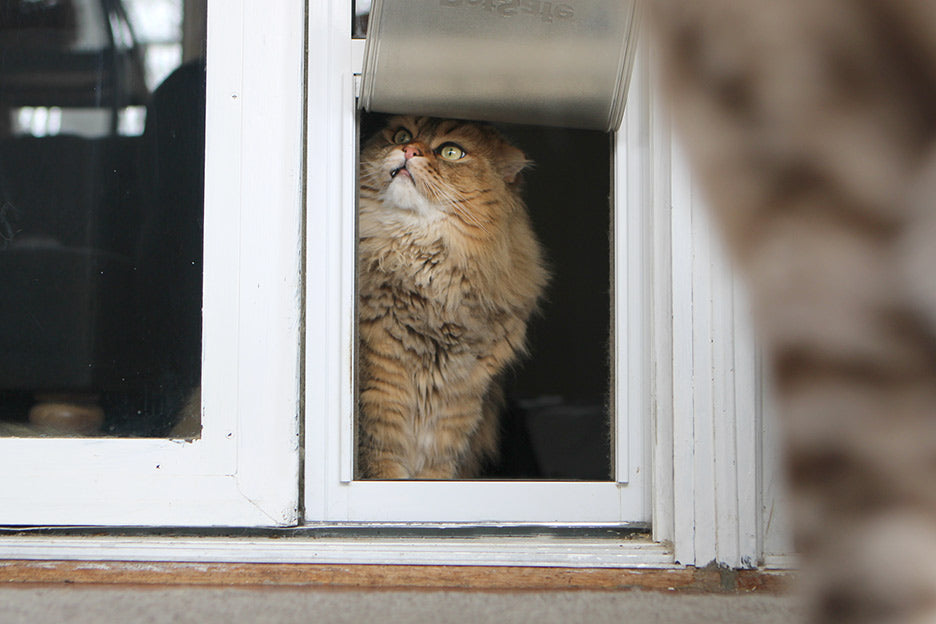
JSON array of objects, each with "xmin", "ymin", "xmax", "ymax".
[{"xmin": 360, "ymin": 116, "xmax": 528, "ymax": 231}]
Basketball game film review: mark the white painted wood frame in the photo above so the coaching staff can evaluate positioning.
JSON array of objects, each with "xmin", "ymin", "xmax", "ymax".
[
  {"xmin": 0, "ymin": 530, "xmax": 675, "ymax": 568},
  {"xmin": 0, "ymin": 0, "xmax": 794, "ymax": 569},
  {"xmin": 303, "ymin": 1, "xmax": 650, "ymax": 525},
  {"xmin": 645, "ymin": 46, "xmax": 790, "ymax": 567},
  {"xmin": 0, "ymin": 0, "xmax": 305, "ymax": 527}
]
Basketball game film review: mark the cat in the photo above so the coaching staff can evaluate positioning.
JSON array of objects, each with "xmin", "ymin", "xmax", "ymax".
[
  {"xmin": 649, "ymin": 1, "xmax": 936, "ymax": 622},
  {"xmin": 356, "ymin": 116, "xmax": 548, "ymax": 479}
]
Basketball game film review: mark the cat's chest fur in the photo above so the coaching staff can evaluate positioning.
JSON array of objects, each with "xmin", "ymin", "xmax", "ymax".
[{"xmin": 357, "ymin": 232, "xmax": 496, "ymax": 349}]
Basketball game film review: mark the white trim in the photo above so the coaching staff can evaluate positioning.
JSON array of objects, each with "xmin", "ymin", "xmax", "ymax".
[
  {"xmin": 304, "ymin": 0, "xmax": 357, "ymax": 522},
  {"xmin": 201, "ymin": 0, "xmax": 305, "ymax": 526},
  {"xmin": 670, "ymin": 136, "xmax": 697, "ymax": 565},
  {"xmin": 0, "ymin": 535, "xmax": 674, "ymax": 568},
  {"xmin": 667, "ymin": 145, "xmax": 761, "ymax": 568},
  {"xmin": 645, "ymin": 47, "xmax": 768, "ymax": 567},
  {"xmin": 0, "ymin": 0, "xmax": 304, "ymax": 527},
  {"xmin": 305, "ymin": 1, "xmax": 650, "ymax": 524},
  {"xmin": 673, "ymin": 150, "xmax": 763, "ymax": 567},
  {"xmin": 614, "ymin": 47, "xmax": 650, "ymax": 487},
  {"xmin": 762, "ymin": 553, "xmax": 798, "ymax": 571},
  {"xmin": 760, "ymin": 360, "xmax": 794, "ymax": 561},
  {"xmin": 649, "ymin": 55, "xmax": 675, "ymax": 550},
  {"xmin": 732, "ymin": 267, "xmax": 760, "ymax": 567},
  {"xmin": 320, "ymin": 482, "xmax": 648, "ymax": 524}
]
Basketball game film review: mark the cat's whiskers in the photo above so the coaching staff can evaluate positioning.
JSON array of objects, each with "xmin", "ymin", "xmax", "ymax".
[
  {"xmin": 358, "ymin": 167, "xmax": 386, "ymax": 188},
  {"xmin": 451, "ymin": 205, "xmax": 495, "ymax": 239},
  {"xmin": 419, "ymin": 174, "xmax": 496, "ymax": 238}
]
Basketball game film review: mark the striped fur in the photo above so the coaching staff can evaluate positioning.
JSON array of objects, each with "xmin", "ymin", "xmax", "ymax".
[
  {"xmin": 356, "ymin": 117, "xmax": 547, "ymax": 479},
  {"xmin": 651, "ymin": 2, "xmax": 936, "ymax": 621}
]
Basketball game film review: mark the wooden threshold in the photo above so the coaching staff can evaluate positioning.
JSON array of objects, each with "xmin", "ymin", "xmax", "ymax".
[{"xmin": 0, "ymin": 560, "xmax": 793, "ymax": 593}]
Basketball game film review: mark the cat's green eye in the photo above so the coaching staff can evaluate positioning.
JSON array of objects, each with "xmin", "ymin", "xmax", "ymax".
[
  {"xmin": 437, "ymin": 143, "xmax": 466, "ymax": 161},
  {"xmin": 392, "ymin": 128, "xmax": 413, "ymax": 144}
]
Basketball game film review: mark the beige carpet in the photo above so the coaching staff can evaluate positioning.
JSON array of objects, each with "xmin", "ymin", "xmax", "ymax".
[{"xmin": 0, "ymin": 586, "xmax": 800, "ymax": 623}]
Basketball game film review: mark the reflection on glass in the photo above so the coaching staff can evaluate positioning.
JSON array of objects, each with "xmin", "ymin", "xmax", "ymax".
[
  {"xmin": 0, "ymin": 0, "xmax": 207, "ymax": 437},
  {"xmin": 352, "ymin": 0, "xmax": 370, "ymax": 38}
]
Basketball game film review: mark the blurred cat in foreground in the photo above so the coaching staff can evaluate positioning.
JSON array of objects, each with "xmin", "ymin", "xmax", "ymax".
[{"xmin": 650, "ymin": 2, "xmax": 936, "ymax": 622}]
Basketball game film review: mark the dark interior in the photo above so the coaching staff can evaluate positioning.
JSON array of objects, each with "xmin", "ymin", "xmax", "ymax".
[
  {"xmin": 0, "ymin": 62, "xmax": 206, "ymax": 436},
  {"xmin": 0, "ymin": 0, "xmax": 205, "ymax": 436}
]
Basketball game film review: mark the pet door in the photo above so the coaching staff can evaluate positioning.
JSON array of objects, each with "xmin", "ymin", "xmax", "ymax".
[{"xmin": 354, "ymin": 0, "xmax": 641, "ymax": 481}]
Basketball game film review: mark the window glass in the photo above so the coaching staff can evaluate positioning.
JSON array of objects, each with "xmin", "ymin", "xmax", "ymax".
[
  {"xmin": 352, "ymin": 0, "xmax": 369, "ymax": 38},
  {"xmin": 496, "ymin": 122, "xmax": 612, "ymax": 480},
  {"xmin": 357, "ymin": 113, "xmax": 612, "ymax": 480},
  {"xmin": 0, "ymin": 0, "xmax": 207, "ymax": 437}
]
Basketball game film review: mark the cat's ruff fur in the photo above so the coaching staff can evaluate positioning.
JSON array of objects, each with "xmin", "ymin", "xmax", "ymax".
[{"xmin": 357, "ymin": 116, "xmax": 547, "ymax": 480}]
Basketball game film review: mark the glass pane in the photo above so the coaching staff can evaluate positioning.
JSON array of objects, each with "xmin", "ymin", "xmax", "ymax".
[
  {"xmin": 0, "ymin": 0, "xmax": 207, "ymax": 437},
  {"xmin": 352, "ymin": 0, "xmax": 369, "ymax": 38},
  {"xmin": 497, "ymin": 122, "xmax": 612, "ymax": 481},
  {"xmin": 356, "ymin": 113, "xmax": 612, "ymax": 480}
]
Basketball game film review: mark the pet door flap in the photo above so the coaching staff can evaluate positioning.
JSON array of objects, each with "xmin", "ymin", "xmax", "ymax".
[{"xmin": 359, "ymin": 0, "xmax": 641, "ymax": 131}]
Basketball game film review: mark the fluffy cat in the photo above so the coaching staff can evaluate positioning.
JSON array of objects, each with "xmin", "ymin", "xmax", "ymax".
[
  {"xmin": 356, "ymin": 116, "xmax": 547, "ymax": 479},
  {"xmin": 650, "ymin": 2, "xmax": 936, "ymax": 622}
]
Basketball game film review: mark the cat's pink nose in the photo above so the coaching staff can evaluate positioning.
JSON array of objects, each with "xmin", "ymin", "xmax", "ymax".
[{"xmin": 403, "ymin": 143, "xmax": 425, "ymax": 160}]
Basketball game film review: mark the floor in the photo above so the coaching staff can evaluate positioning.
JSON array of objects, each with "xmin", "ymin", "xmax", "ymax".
[{"xmin": 0, "ymin": 585, "xmax": 802, "ymax": 624}]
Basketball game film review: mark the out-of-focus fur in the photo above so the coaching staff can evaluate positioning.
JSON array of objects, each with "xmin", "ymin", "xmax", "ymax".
[
  {"xmin": 650, "ymin": 2, "xmax": 936, "ymax": 621},
  {"xmin": 356, "ymin": 116, "xmax": 547, "ymax": 479}
]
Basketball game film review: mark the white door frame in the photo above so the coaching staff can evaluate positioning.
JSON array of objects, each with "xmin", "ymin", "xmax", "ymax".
[{"xmin": 0, "ymin": 1, "xmax": 791, "ymax": 568}]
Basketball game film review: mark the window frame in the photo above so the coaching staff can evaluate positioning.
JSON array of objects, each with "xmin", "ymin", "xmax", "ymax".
[{"xmin": 0, "ymin": 0, "xmax": 305, "ymax": 528}]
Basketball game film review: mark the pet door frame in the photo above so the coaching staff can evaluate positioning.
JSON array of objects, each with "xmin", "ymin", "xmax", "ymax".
[
  {"xmin": 0, "ymin": 0, "xmax": 305, "ymax": 527},
  {"xmin": 303, "ymin": 2, "xmax": 651, "ymax": 525}
]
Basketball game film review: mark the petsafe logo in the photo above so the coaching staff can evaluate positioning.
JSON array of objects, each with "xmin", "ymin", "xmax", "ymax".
[{"xmin": 440, "ymin": 0, "xmax": 575, "ymax": 22}]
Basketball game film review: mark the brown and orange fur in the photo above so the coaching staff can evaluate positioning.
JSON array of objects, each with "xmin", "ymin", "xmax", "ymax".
[
  {"xmin": 650, "ymin": 2, "xmax": 936, "ymax": 622},
  {"xmin": 356, "ymin": 116, "xmax": 547, "ymax": 479}
]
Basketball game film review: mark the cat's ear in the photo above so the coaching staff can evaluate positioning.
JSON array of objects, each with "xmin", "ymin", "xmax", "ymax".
[{"xmin": 496, "ymin": 144, "xmax": 531, "ymax": 184}]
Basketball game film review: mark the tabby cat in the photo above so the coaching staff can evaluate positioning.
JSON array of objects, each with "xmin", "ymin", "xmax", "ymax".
[
  {"xmin": 650, "ymin": 2, "xmax": 936, "ymax": 622},
  {"xmin": 356, "ymin": 116, "xmax": 547, "ymax": 479}
]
